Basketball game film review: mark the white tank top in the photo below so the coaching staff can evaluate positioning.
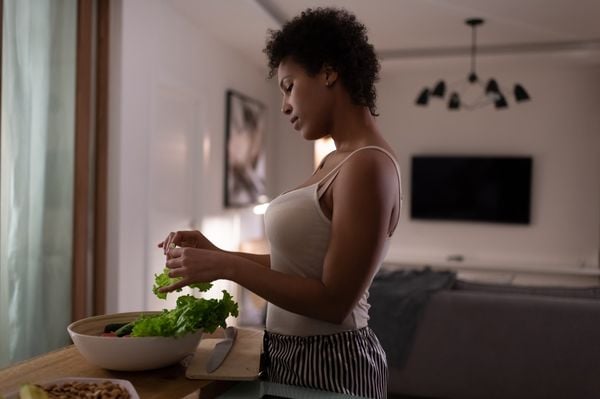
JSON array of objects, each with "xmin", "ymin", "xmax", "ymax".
[{"xmin": 264, "ymin": 146, "xmax": 402, "ymax": 336}]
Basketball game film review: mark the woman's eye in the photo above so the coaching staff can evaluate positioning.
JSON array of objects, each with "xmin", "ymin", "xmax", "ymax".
[{"xmin": 285, "ymin": 84, "xmax": 294, "ymax": 93}]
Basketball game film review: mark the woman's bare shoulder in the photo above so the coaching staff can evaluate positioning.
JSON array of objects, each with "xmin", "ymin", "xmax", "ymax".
[
  {"xmin": 349, "ymin": 144, "xmax": 398, "ymax": 170},
  {"xmin": 334, "ymin": 148, "xmax": 398, "ymax": 193}
]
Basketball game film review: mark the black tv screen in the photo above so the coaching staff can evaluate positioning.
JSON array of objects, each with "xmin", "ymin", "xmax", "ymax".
[{"xmin": 410, "ymin": 155, "xmax": 532, "ymax": 224}]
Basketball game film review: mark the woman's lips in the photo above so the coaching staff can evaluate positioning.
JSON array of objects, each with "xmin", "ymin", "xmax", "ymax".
[{"xmin": 290, "ymin": 116, "xmax": 300, "ymax": 129}]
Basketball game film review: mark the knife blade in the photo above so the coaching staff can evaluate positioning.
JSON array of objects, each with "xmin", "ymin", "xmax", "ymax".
[{"xmin": 206, "ymin": 326, "xmax": 237, "ymax": 373}]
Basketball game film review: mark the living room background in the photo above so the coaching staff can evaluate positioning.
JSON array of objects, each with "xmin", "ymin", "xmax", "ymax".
[{"xmin": 105, "ymin": 0, "xmax": 600, "ymax": 313}]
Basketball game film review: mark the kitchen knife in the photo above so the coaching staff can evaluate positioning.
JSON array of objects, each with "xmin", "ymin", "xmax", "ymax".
[{"xmin": 206, "ymin": 326, "xmax": 237, "ymax": 373}]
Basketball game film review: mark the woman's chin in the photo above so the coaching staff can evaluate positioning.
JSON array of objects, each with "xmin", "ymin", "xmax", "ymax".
[
  {"xmin": 300, "ymin": 128, "xmax": 321, "ymax": 141},
  {"xmin": 302, "ymin": 133, "xmax": 318, "ymax": 141},
  {"xmin": 300, "ymin": 129, "xmax": 312, "ymax": 140}
]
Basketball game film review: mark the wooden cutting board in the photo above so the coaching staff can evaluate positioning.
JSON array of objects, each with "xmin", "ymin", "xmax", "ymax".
[{"xmin": 186, "ymin": 328, "xmax": 263, "ymax": 381}]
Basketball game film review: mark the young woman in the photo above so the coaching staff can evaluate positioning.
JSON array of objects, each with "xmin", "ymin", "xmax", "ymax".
[{"xmin": 159, "ymin": 8, "xmax": 401, "ymax": 398}]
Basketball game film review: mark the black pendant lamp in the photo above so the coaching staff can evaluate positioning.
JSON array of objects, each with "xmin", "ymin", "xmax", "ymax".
[{"xmin": 415, "ymin": 18, "xmax": 531, "ymax": 111}]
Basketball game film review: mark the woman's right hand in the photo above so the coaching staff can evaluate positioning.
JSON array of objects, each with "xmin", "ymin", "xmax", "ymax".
[{"xmin": 157, "ymin": 230, "xmax": 219, "ymax": 256}]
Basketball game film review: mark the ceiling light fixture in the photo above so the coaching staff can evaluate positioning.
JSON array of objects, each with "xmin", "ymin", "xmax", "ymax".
[{"xmin": 415, "ymin": 18, "xmax": 531, "ymax": 111}]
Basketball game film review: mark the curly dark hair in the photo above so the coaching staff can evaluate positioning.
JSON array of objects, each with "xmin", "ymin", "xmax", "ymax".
[{"xmin": 264, "ymin": 7, "xmax": 380, "ymax": 116}]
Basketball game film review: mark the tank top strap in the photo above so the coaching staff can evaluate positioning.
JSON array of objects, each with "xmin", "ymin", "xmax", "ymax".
[
  {"xmin": 316, "ymin": 145, "xmax": 402, "ymax": 200},
  {"xmin": 317, "ymin": 169, "xmax": 342, "ymax": 198},
  {"xmin": 312, "ymin": 151, "xmax": 335, "ymax": 176}
]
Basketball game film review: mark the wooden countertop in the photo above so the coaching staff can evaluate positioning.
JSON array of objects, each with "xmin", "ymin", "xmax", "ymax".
[{"xmin": 0, "ymin": 345, "xmax": 235, "ymax": 398}]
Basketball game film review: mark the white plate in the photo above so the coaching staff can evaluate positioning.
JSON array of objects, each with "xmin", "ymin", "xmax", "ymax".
[{"xmin": 2, "ymin": 377, "xmax": 139, "ymax": 399}]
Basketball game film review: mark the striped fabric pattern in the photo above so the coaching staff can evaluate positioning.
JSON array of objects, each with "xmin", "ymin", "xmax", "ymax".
[{"xmin": 263, "ymin": 327, "xmax": 388, "ymax": 398}]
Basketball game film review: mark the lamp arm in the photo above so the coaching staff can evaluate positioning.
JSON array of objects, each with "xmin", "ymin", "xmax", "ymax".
[{"xmin": 470, "ymin": 25, "xmax": 476, "ymax": 76}]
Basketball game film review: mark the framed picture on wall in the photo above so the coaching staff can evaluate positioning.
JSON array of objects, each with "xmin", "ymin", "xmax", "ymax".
[{"xmin": 224, "ymin": 90, "xmax": 268, "ymax": 208}]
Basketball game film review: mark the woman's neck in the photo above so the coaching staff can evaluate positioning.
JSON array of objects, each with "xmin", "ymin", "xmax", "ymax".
[{"xmin": 330, "ymin": 105, "xmax": 380, "ymax": 153}]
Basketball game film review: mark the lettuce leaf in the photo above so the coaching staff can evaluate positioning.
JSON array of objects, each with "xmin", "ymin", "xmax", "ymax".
[
  {"xmin": 131, "ymin": 291, "xmax": 239, "ymax": 337},
  {"xmin": 152, "ymin": 268, "xmax": 213, "ymax": 299},
  {"xmin": 134, "ymin": 267, "xmax": 239, "ymax": 337}
]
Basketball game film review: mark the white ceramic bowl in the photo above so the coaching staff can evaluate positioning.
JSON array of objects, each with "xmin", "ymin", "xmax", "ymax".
[{"xmin": 67, "ymin": 312, "xmax": 203, "ymax": 371}]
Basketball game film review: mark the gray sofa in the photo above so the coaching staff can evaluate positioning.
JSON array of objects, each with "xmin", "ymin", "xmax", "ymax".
[{"xmin": 387, "ymin": 282, "xmax": 600, "ymax": 399}]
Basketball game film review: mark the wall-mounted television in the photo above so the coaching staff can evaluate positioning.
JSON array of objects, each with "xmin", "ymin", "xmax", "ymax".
[{"xmin": 410, "ymin": 155, "xmax": 533, "ymax": 224}]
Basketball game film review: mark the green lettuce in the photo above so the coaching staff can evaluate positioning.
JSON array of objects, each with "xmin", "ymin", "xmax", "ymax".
[
  {"xmin": 152, "ymin": 268, "xmax": 213, "ymax": 299},
  {"xmin": 125, "ymin": 267, "xmax": 239, "ymax": 337},
  {"xmin": 130, "ymin": 291, "xmax": 239, "ymax": 337}
]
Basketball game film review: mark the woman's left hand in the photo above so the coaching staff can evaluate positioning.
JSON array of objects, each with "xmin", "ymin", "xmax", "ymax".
[{"xmin": 160, "ymin": 247, "xmax": 229, "ymax": 293}]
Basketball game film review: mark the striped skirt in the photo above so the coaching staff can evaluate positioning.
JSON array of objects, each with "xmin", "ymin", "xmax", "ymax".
[{"xmin": 262, "ymin": 327, "xmax": 388, "ymax": 398}]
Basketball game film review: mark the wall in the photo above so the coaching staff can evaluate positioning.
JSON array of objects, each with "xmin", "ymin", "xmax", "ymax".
[
  {"xmin": 107, "ymin": 0, "xmax": 279, "ymax": 313},
  {"xmin": 379, "ymin": 55, "xmax": 600, "ymax": 271}
]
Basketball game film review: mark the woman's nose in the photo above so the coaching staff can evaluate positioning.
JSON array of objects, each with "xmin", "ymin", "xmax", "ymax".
[{"xmin": 281, "ymin": 100, "xmax": 292, "ymax": 115}]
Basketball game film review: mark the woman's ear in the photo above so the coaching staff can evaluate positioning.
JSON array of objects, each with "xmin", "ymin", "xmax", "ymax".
[{"xmin": 321, "ymin": 65, "xmax": 338, "ymax": 87}]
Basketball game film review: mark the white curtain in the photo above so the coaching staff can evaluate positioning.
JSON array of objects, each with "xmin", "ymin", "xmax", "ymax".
[{"xmin": 0, "ymin": 0, "xmax": 77, "ymax": 367}]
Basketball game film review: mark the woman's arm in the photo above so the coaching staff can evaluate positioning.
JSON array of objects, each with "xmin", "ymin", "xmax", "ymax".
[
  {"xmin": 224, "ymin": 251, "xmax": 271, "ymax": 269},
  {"xmin": 158, "ymin": 230, "xmax": 271, "ymax": 268},
  {"xmin": 164, "ymin": 151, "xmax": 398, "ymax": 324},
  {"xmin": 165, "ymin": 249, "xmax": 341, "ymax": 322}
]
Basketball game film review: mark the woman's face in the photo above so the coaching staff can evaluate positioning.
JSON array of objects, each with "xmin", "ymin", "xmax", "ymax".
[{"xmin": 277, "ymin": 58, "xmax": 334, "ymax": 140}]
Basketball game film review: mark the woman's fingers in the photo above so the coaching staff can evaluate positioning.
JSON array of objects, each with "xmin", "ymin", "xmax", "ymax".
[
  {"xmin": 158, "ymin": 278, "xmax": 188, "ymax": 293},
  {"xmin": 166, "ymin": 247, "xmax": 183, "ymax": 260},
  {"xmin": 158, "ymin": 246, "xmax": 217, "ymax": 292},
  {"xmin": 170, "ymin": 231, "xmax": 181, "ymax": 247},
  {"xmin": 167, "ymin": 266, "xmax": 186, "ymax": 278},
  {"xmin": 165, "ymin": 254, "xmax": 184, "ymax": 270},
  {"xmin": 167, "ymin": 232, "xmax": 177, "ymax": 254},
  {"xmin": 165, "ymin": 257, "xmax": 182, "ymax": 270},
  {"xmin": 158, "ymin": 234, "xmax": 171, "ymax": 250},
  {"xmin": 162, "ymin": 232, "xmax": 180, "ymax": 255},
  {"xmin": 159, "ymin": 230, "xmax": 203, "ymax": 254},
  {"xmin": 159, "ymin": 232, "xmax": 173, "ymax": 254}
]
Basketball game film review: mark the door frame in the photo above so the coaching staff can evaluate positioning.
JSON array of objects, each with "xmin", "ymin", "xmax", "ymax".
[{"xmin": 72, "ymin": 0, "xmax": 109, "ymax": 320}]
